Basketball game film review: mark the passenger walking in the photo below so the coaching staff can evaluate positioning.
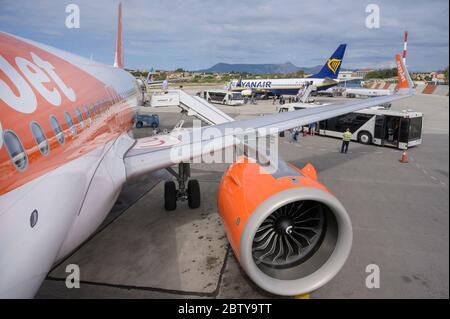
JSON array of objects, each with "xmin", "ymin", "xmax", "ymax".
[
  {"xmin": 309, "ymin": 122, "xmax": 317, "ymax": 136},
  {"xmin": 162, "ymin": 79, "xmax": 169, "ymax": 92},
  {"xmin": 340, "ymin": 128, "xmax": 352, "ymax": 153},
  {"xmin": 302, "ymin": 126, "xmax": 308, "ymax": 137},
  {"xmin": 297, "ymin": 85, "xmax": 305, "ymax": 99},
  {"xmin": 291, "ymin": 128, "xmax": 300, "ymax": 143}
]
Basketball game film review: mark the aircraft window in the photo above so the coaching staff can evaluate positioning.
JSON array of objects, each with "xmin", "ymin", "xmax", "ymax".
[
  {"xmin": 64, "ymin": 111, "xmax": 76, "ymax": 136},
  {"xmin": 75, "ymin": 108, "xmax": 86, "ymax": 129},
  {"xmin": 30, "ymin": 122, "xmax": 49, "ymax": 156},
  {"xmin": 3, "ymin": 130, "xmax": 28, "ymax": 171},
  {"xmin": 50, "ymin": 116, "xmax": 65, "ymax": 145},
  {"xmin": 83, "ymin": 105, "xmax": 92, "ymax": 125}
]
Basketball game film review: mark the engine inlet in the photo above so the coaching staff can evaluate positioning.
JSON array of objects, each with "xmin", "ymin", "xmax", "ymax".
[{"xmin": 252, "ymin": 200, "xmax": 325, "ymax": 268}]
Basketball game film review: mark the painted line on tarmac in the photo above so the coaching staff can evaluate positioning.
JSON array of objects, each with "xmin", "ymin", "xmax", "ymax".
[{"xmin": 413, "ymin": 160, "xmax": 448, "ymax": 187}]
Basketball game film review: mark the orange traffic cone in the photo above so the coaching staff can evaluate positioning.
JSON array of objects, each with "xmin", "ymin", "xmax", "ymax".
[{"xmin": 399, "ymin": 150, "xmax": 408, "ymax": 163}]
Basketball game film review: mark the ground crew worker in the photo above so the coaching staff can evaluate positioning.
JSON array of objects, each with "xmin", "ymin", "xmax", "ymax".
[{"xmin": 341, "ymin": 128, "xmax": 352, "ymax": 153}]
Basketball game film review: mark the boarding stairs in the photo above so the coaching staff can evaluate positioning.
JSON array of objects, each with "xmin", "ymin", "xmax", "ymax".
[
  {"xmin": 299, "ymin": 85, "xmax": 316, "ymax": 103},
  {"xmin": 150, "ymin": 89, "xmax": 234, "ymax": 125}
]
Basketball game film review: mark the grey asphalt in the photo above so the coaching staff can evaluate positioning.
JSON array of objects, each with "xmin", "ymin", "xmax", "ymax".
[{"xmin": 36, "ymin": 93, "xmax": 449, "ymax": 299}]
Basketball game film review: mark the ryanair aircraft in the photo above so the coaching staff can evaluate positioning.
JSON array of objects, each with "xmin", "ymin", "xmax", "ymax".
[{"xmin": 230, "ymin": 44, "xmax": 346, "ymax": 96}]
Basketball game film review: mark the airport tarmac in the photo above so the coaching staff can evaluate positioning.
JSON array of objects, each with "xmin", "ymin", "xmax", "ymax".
[{"xmin": 36, "ymin": 93, "xmax": 449, "ymax": 299}]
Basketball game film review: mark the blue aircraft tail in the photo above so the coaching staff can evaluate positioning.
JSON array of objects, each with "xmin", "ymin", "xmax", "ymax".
[{"xmin": 310, "ymin": 44, "xmax": 346, "ymax": 79}]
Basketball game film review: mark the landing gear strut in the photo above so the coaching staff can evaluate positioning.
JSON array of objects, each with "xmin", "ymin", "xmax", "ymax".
[{"xmin": 164, "ymin": 163, "xmax": 201, "ymax": 211}]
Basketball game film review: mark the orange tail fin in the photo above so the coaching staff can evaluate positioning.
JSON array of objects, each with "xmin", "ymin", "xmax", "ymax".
[{"xmin": 396, "ymin": 53, "xmax": 413, "ymax": 92}]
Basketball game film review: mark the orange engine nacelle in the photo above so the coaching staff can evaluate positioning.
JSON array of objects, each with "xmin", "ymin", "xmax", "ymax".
[{"xmin": 218, "ymin": 158, "xmax": 353, "ymax": 296}]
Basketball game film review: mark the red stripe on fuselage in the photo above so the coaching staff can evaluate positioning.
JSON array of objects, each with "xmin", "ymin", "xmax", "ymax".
[{"xmin": 0, "ymin": 33, "xmax": 136, "ymax": 195}]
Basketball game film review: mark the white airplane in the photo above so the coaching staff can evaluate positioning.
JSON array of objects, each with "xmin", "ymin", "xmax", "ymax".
[
  {"xmin": 229, "ymin": 44, "xmax": 347, "ymax": 96},
  {"xmin": 146, "ymin": 67, "xmax": 165, "ymax": 86},
  {"xmin": 344, "ymin": 87, "xmax": 394, "ymax": 98},
  {"xmin": 342, "ymin": 32, "xmax": 409, "ymax": 99},
  {"xmin": 0, "ymin": 3, "xmax": 414, "ymax": 298}
]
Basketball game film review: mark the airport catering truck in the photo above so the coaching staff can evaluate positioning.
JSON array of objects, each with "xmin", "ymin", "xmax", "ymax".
[
  {"xmin": 198, "ymin": 90, "xmax": 244, "ymax": 106},
  {"xmin": 280, "ymin": 104, "xmax": 423, "ymax": 150}
]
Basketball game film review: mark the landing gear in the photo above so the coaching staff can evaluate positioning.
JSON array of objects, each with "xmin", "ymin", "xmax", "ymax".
[
  {"xmin": 164, "ymin": 163, "xmax": 201, "ymax": 210},
  {"xmin": 164, "ymin": 181, "xmax": 177, "ymax": 211},
  {"xmin": 187, "ymin": 179, "xmax": 201, "ymax": 209}
]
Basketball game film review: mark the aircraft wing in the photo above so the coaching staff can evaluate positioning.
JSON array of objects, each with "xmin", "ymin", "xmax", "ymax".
[{"xmin": 125, "ymin": 54, "xmax": 413, "ymax": 179}]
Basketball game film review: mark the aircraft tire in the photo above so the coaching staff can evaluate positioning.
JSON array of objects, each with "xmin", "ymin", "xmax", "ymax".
[
  {"xmin": 164, "ymin": 181, "xmax": 177, "ymax": 211},
  {"xmin": 187, "ymin": 179, "xmax": 201, "ymax": 209}
]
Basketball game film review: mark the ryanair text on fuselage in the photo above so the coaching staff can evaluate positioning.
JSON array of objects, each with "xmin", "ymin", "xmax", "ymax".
[{"xmin": 240, "ymin": 81, "xmax": 273, "ymax": 88}]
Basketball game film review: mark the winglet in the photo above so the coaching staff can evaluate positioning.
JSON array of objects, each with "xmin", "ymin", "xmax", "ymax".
[
  {"xmin": 113, "ymin": 2, "xmax": 124, "ymax": 68},
  {"xmin": 396, "ymin": 53, "xmax": 414, "ymax": 94}
]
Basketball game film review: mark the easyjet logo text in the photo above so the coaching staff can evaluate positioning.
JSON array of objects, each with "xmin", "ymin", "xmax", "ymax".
[{"xmin": 0, "ymin": 52, "xmax": 76, "ymax": 114}]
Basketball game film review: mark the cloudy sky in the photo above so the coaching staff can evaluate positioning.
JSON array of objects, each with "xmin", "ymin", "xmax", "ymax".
[{"xmin": 0, "ymin": 0, "xmax": 448, "ymax": 71}]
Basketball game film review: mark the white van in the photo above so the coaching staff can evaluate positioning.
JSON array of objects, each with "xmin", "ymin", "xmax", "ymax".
[{"xmin": 199, "ymin": 90, "xmax": 244, "ymax": 106}]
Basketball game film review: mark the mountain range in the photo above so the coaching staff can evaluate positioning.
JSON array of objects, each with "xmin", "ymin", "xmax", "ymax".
[{"xmin": 195, "ymin": 62, "xmax": 324, "ymax": 75}]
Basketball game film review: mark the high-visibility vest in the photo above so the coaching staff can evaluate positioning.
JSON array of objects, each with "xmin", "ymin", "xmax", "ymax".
[{"xmin": 343, "ymin": 131, "xmax": 352, "ymax": 142}]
